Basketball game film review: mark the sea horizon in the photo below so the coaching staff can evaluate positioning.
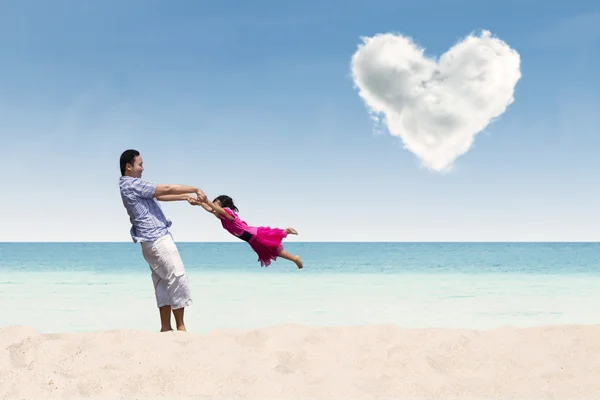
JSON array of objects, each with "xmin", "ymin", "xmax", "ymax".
[
  {"xmin": 2, "ymin": 240, "xmax": 600, "ymax": 243},
  {"xmin": 2, "ymin": 242, "xmax": 599, "ymax": 334}
]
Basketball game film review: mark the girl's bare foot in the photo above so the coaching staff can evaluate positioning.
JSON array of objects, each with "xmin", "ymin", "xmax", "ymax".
[
  {"xmin": 278, "ymin": 250, "xmax": 303, "ymax": 269},
  {"xmin": 285, "ymin": 227, "xmax": 298, "ymax": 235},
  {"xmin": 293, "ymin": 255, "xmax": 303, "ymax": 269}
]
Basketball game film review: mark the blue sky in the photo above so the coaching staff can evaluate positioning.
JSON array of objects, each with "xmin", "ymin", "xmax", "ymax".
[{"xmin": 1, "ymin": 0, "xmax": 599, "ymax": 242}]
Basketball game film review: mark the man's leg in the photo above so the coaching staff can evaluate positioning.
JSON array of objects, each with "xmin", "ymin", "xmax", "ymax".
[
  {"xmin": 144, "ymin": 234, "xmax": 193, "ymax": 331},
  {"xmin": 150, "ymin": 261, "xmax": 174, "ymax": 332},
  {"xmin": 159, "ymin": 305, "xmax": 173, "ymax": 332},
  {"xmin": 143, "ymin": 239, "xmax": 179, "ymax": 332},
  {"xmin": 172, "ymin": 307, "xmax": 185, "ymax": 331},
  {"xmin": 161, "ymin": 234, "xmax": 192, "ymax": 332}
]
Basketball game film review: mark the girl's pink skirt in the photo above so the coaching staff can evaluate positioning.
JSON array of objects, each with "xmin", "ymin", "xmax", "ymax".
[{"xmin": 248, "ymin": 226, "xmax": 288, "ymax": 267}]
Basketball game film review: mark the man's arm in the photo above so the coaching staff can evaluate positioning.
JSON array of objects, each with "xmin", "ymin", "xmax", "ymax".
[
  {"xmin": 156, "ymin": 194, "xmax": 194, "ymax": 202},
  {"xmin": 154, "ymin": 184, "xmax": 205, "ymax": 199},
  {"xmin": 128, "ymin": 179, "xmax": 207, "ymax": 202}
]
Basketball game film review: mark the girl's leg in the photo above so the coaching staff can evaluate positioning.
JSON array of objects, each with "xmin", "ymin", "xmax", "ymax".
[
  {"xmin": 278, "ymin": 249, "xmax": 303, "ymax": 269},
  {"xmin": 285, "ymin": 227, "xmax": 298, "ymax": 235}
]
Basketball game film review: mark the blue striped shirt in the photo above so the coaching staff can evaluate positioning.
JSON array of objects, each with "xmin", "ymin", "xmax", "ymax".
[{"xmin": 119, "ymin": 176, "xmax": 172, "ymax": 243}]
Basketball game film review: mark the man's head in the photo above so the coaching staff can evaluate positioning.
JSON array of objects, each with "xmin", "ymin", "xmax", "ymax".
[{"xmin": 120, "ymin": 149, "xmax": 144, "ymax": 178}]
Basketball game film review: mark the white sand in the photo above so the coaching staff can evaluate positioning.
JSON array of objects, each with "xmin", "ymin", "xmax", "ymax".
[{"xmin": 1, "ymin": 324, "xmax": 600, "ymax": 399}]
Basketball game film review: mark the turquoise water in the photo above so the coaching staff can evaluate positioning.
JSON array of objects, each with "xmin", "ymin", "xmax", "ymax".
[{"xmin": 1, "ymin": 242, "xmax": 599, "ymax": 333}]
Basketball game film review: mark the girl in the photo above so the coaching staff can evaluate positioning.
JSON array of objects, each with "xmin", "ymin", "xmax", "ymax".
[{"xmin": 189, "ymin": 195, "xmax": 303, "ymax": 269}]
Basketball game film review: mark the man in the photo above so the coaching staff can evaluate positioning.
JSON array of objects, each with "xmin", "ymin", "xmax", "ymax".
[{"xmin": 118, "ymin": 149, "xmax": 207, "ymax": 332}]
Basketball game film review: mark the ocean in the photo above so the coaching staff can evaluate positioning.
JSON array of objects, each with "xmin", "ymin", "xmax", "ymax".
[{"xmin": 1, "ymin": 242, "xmax": 599, "ymax": 334}]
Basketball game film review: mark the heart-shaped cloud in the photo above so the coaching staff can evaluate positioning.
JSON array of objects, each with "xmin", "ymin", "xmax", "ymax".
[{"xmin": 350, "ymin": 30, "xmax": 521, "ymax": 172}]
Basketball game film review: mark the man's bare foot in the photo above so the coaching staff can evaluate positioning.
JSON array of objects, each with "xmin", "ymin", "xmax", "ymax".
[
  {"xmin": 176, "ymin": 325, "xmax": 187, "ymax": 332},
  {"xmin": 285, "ymin": 227, "xmax": 298, "ymax": 235},
  {"xmin": 160, "ymin": 327, "xmax": 173, "ymax": 332},
  {"xmin": 293, "ymin": 255, "xmax": 303, "ymax": 269}
]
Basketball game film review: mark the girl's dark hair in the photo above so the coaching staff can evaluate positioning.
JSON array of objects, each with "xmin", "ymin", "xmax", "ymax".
[{"xmin": 213, "ymin": 195, "xmax": 238, "ymax": 212}]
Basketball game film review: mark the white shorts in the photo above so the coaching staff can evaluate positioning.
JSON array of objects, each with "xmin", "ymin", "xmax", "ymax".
[{"xmin": 140, "ymin": 233, "xmax": 193, "ymax": 310}]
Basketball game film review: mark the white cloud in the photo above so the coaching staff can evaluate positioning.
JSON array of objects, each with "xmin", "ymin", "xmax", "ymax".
[{"xmin": 350, "ymin": 30, "xmax": 521, "ymax": 172}]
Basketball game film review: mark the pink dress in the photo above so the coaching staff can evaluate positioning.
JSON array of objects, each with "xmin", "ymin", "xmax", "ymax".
[{"xmin": 219, "ymin": 207, "xmax": 288, "ymax": 267}]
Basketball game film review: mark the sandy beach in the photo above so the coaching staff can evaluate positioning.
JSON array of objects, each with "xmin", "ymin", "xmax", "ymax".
[{"xmin": 1, "ymin": 324, "xmax": 599, "ymax": 399}]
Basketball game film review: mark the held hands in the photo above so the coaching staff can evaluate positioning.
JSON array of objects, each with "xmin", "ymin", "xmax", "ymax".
[
  {"xmin": 195, "ymin": 189, "xmax": 207, "ymax": 202},
  {"xmin": 187, "ymin": 196, "xmax": 202, "ymax": 206},
  {"xmin": 187, "ymin": 188, "xmax": 207, "ymax": 205}
]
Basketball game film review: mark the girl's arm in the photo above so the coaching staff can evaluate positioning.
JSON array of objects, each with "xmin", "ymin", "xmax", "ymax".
[
  {"xmin": 205, "ymin": 200, "xmax": 235, "ymax": 221},
  {"xmin": 197, "ymin": 202, "xmax": 215, "ymax": 213},
  {"xmin": 189, "ymin": 198, "xmax": 235, "ymax": 221}
]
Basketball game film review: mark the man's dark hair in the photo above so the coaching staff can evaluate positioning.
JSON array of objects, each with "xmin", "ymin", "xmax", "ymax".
[{"xmin": 120, "ymin": 149, "xmax": 140, "ymax": 176}]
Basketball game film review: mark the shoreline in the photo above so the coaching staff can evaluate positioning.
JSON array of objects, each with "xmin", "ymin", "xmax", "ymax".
[{"xmin": 2, "ymin": 323, "xmax": 599, "ymax": 399}]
